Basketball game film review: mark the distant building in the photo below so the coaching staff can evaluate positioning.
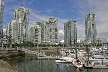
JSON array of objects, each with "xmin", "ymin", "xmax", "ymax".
[
  {"xmin": 85, "ymin": 12, "xmax": 97, "ymax": 44},
  {"xmin": 77, "ymin": 38, "xmax": 85, "ymax": 43},
  {"xmin": 36, "ymin": 21, "xmax": 44, "ymax": 44},
  {"xmin": 0, "ymin": 0, "xmax": 4, "ymax": 39},
  {"xmin": 97, "ymin": 38, "xmax": 102, "ymax": 44},
  {"xmin": 2, "ymin": 35, "xmax": 7, "ymax": 45},
  {"xmin": 45, "ymin": 18, "xmax": 58, "ymax": 44},
  {"xmin": 28, "ymin": 25, "xmax": 41, "ymax": 44},
  {"xmin": 59, "ymin": 40, "xmax": 64, "ymax": 44},
  {"xmin": 77, "ymin": 36, "xmax": 86, "ymax": 43},
  {"xmin": 64, "ymin": 19, "xmax": 77, "ymax": 45},
  {"xmin": 7, "ymin": 23, "xmax": 12, "ymax": 36},
  {"xmin": 14, "ymin": 7, "xmax": 29, "ymax": 42}
]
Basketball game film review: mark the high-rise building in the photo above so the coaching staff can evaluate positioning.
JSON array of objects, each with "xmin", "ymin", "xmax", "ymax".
[
  {"xmin": 7, "ymin": 20, "xmax": 18, "ymax": 42},
  {"xmin": 7, "ymin": 23, "xmax": 12, "ymax": 37},
  {"xmin": 36, "ymin": 21, "xmax": 44, "ymax": 44},
  {"xmin": 45, "ymin": 18, "xmax": 58, "ymax": 44},
  {"xmin": 85, "ymin": 12, "xmax": 97, "ymax": 44},
  {"xmin": 28, "ymin": 25, "xmax": 41, "ymax": 44},
  {"xmin": 0, "ymin": 0, "xmax": 4, "ymax": 39},
  {"xmin": 14, "ymin": 7, "xmax": 29, "ymax": 42},
  {"xmin": 64, "ymin": 19, "xmax": 77, "ymax": 45}
]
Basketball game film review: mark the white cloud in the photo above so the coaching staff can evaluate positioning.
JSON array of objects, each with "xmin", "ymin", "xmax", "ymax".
[
  {"xmin": 69, "ymin": 0, "xmax": 108, "ymax": 40},
  {"xmin": 76, "ymin": 21, "xmax": 85, "ymax": 35},
  {"xmin": 3, "ymin": 29, "xmax": 6, "ymax": 31},
  {"xmin": 4, "ymin": 4, "xmax": 20, "ymax": 14},
  {"xmin": 58, "ymin": 30, "xmax": 64, "ymax": 41},
  {"xmin": 29, "ymin": 9, "xmax": 68, "ymax": 29},
  {"xmin": 3, "ymin": 29, "xmax": 6, "ymax": 35},
  {"xmin": 58, "ymin": 30, "xmax": 64, "ymax": 36},
  {"xmin": 29, "ymin": 10, "xmax": 54, "ymax": 27},
  {"xmin": 58, "ymin": 18, "xmax": 68, "ymax": 30}
]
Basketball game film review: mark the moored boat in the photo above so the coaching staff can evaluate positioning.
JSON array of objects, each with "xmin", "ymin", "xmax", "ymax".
[
  {"xmin": 55, "ymin": 57, "xmax": 74, "ymax": 63},
  {"xmin": 72, "ymin": 59, "xmax": 85, "ymax": 71}
]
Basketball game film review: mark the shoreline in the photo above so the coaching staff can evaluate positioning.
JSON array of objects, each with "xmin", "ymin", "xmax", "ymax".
[{"xmin": 0, "ymin": 60, "xmax": 17, "ymax": 72}]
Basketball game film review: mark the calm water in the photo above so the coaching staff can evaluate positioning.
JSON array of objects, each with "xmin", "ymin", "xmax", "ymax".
[{"xmin": 5, "ymin": 55, "xmax": 108, "ymax": 72}]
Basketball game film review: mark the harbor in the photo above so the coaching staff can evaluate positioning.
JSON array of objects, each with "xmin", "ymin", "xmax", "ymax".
[
  {"xmin": 4, "ymin": 53, "xmax": 108, "ymax": 72},
  {"xmin": 13, "ymin": 46, "xmax": 108, "ymax": 69},
  {"xmin": 38, "ymin": 46, "xmax": 108, "ymax": 70}
]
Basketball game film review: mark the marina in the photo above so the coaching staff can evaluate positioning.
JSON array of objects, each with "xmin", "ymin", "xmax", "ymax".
[
  {"xmin": 0, "ymin": 46, "xmax": 108, "ymax": 72},
  {"xmin": 4, "ymin": 54, "xmax": 108, "ymax": 72}
]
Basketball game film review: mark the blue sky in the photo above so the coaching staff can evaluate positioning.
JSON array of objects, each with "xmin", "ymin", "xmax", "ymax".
[{"xmin": 2, "ymin": 0, "xmax": 108, "ymax": 41}]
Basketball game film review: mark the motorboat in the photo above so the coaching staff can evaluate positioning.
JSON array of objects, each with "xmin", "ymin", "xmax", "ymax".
[{"xmin": 72, "ymin": 59, "xmax": 85, "ymax": 71}]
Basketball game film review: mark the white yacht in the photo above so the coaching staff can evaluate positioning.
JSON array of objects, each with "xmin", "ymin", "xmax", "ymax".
[
  {"xmin": 55, "ymin": 49, "xmax": 75, "ymax": 63},
  {"xmin": 55, "ymin": 56, "xmax": 74, "ymax": 63}
]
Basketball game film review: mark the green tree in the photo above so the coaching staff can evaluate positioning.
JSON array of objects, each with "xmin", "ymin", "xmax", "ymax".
[
  {"xmin": 41, "ymin": 44, "xmax": 46, "ymax": 47},
  {"xmin": 58, "ymin": 43, "xmax": 63, "ymax": 47},
  {"xmin": 64, "ymin": 44, "xmax": 67, "ymax": 47},
  {"xmin": 12, "ymin": 42, "xmax": 18, "ymax": 48},
  {"xmin": 46, "ymin": 43, "xmax": 50, "ymax": 47}
]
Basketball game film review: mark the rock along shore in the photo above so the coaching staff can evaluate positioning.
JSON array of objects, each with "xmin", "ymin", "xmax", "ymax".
[{"xmin": 0, "ymin": 60, "xmax": 17, "ymax": 72}]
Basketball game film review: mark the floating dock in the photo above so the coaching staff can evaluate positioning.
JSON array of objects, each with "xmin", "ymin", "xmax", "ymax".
[
  {"xmin": 85, "ymin": 65, "xmax": 108, "ymax": 69},
  {"xmin": 37, "ymin": 56, "xmax": 60, "ymax": 60}
]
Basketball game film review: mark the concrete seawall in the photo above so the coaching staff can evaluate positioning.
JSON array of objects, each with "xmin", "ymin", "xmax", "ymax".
[{"xmin": 0, "ymin": 50, "xmax": 25, "ymax": 59}]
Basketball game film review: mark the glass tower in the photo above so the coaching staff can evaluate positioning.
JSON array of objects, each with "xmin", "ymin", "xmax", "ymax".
[{"xmin": 85, "ymin": 12, "xmax": 97, "ymax": 44}]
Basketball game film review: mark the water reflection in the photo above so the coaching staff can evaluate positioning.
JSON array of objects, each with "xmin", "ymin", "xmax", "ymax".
[
  {"xmin": 57, "ymin": 63, "xmax": 76, "ymax": 72},
  {"xmin": 5, "ymin": 56, "xmax": 108, "ymax": 72}
]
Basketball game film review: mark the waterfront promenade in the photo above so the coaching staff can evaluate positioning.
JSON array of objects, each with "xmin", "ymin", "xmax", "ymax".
[{"xmin": 0, "ymin": 48, "xmax": 25, "ymax": 59}]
